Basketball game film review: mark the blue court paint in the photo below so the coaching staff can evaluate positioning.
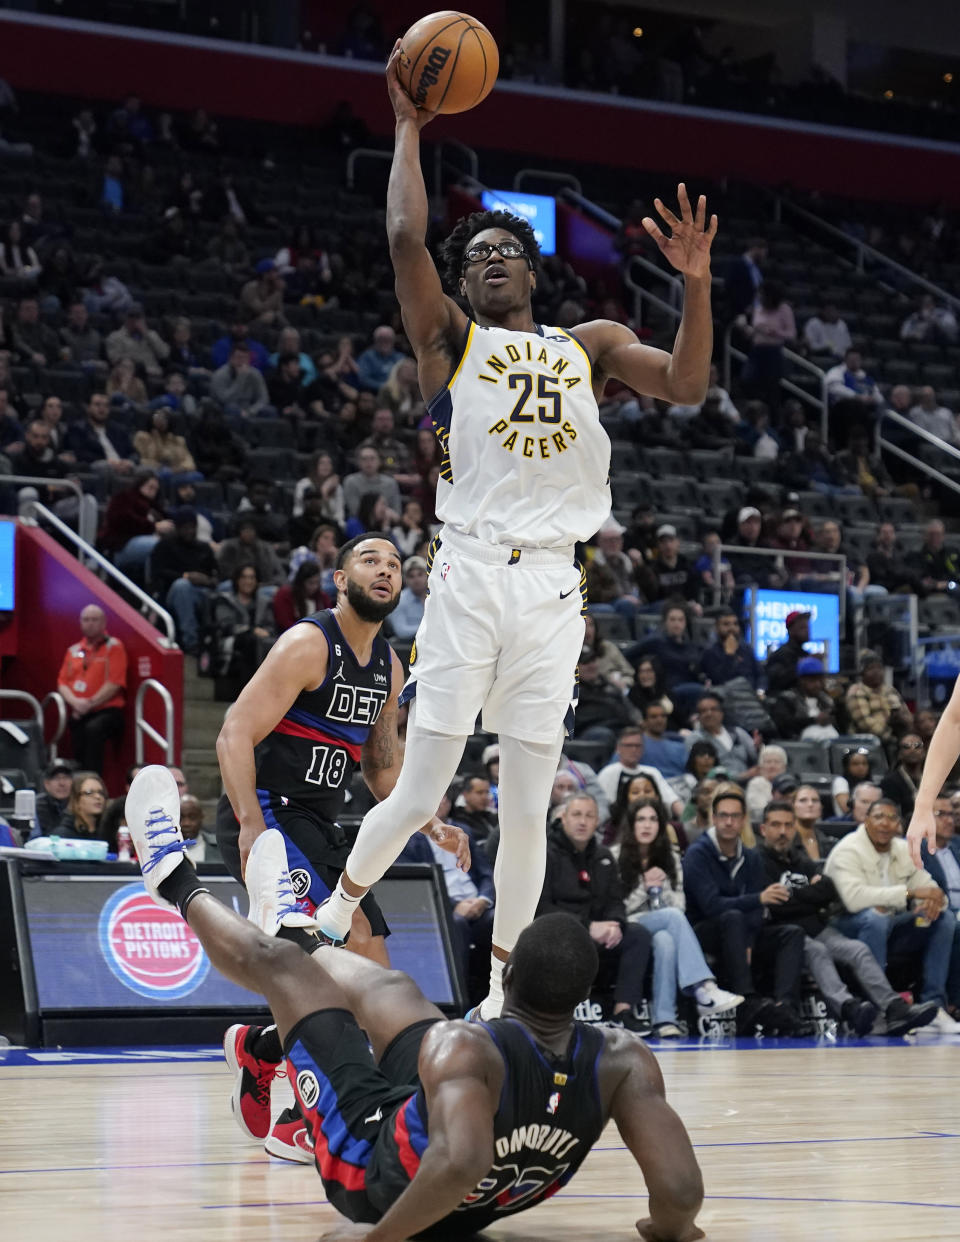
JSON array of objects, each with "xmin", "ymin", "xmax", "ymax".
[{"xmin": 0, "ymin": 1045, "xmax": 223, "ymax": 1066}]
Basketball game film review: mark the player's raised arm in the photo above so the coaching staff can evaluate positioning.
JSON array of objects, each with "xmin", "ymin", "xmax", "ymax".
[
  {"xmin": 385, "ymin": 43, "xmax": 467, "ymax": 369},
  {"xmin": 908, "ymin": 673, "xmax": 960, "ymax": 866},
  {"xmin": 364, "ymin": 1029, "xmax": 497, "ymax": 1242},
  {"xmin": 578, "ymin": 185, "xmax": 715, "ymax": 405},
  {"xmin": 608, "ymin": 1034, "xmax": 705, "ymax": 1242},
  {"xmin": 216, "ymin": 626, "xmax": 327, "ymax": 874}
]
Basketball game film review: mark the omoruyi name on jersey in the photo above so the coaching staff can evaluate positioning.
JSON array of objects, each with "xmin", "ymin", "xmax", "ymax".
[{"xmin": 493, "ymin": 1123, "xmax": 580, "ymax": 1161}]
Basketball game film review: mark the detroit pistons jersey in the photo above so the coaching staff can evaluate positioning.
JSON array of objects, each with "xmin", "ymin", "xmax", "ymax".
[
  {"xmin": 365, "ymin": 1018, "xmax": 606, "ymax": 1233},
  {"xmin": 428, "ymin": 321, "xmax": 611, "ymax": 548},
  {"xmin": 254, "ymin": 611, "xmax": 391, "ymax": 818}
]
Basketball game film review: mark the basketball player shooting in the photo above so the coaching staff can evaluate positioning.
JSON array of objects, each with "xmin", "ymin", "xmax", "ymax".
[
  {"xmin": 314, "ymin": 43, "xmax": 718, "ymax": 1023},
  {"xmin": 124, "ymin": 765, "xmax": 706, "ymax": 1242}
]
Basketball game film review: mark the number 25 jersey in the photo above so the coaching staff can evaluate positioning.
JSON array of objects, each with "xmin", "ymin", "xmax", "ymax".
[
  {"xmin": 429, "ymin": 321, "xmax": 611, "ymax": 549},
  {"xmin": 254, "ymin": 611, "xmax": 392, "ymax": 818}
]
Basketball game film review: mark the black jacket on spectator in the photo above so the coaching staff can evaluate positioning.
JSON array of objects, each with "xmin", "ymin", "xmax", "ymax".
[
  {"xmin": 880, "ymin": 766, "xmax": 919, "ymax": 820},
  {"xmin": 150, "ymin": 534, "xmax": 217, "ymax": 598},
  {"xmin": 537, "ymin": 827, "xmax": 626, "ymax": 928},
  {"xmin": 700, "ymin": 639, "xmax": 759, "ymax": 689},
  {"xmin": 35, "ymin": 791, "xmax": 69, "ymax": 836},
  {"xmin": 757, "ymin": 842, "xmax": 840, "ymax": 936},
  {"xmin": 764, "ymin": 637, "xmax": 807, "ymax": 695},
  {"xmin": 630, "ymin": 634, "xmax": 703, "ymax": 691},
  {"xmin": 866, "ymin": 544, "xmax": 919, "ymax": 593},
  {"xmin": 64, "ymin": 418, "xmax": 135, "ymax": 466},
  {"xmin": 768, "ymin": 686, "xmax": 837, "ymax": 739},
  {"xmin": 681, "ymin": 830, "xmax": 765, "ymax": 932},
  {"xmin": 574, "ymin": 675, "xmax": 638, "ymax": 736}
]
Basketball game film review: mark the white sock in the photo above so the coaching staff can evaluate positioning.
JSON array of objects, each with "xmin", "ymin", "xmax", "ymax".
[
  {"xmin": 317, "ymin": 879, "xmax": 363, "ymax": 941},
  {"xmin": 478, "ymin": 957, "xmax": 505, "ymax": 1019}
]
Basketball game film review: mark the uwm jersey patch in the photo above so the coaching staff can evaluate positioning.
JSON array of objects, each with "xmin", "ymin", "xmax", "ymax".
[
  {"xmin": 254, "ymin": 611, "xmax": 391, "ymax": 818},
  {"xmin": 427, "ymin": 321, "xmax": 611, "ymax": 548}
]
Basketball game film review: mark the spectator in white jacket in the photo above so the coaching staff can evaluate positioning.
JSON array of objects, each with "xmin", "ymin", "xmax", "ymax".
[{"xmin": 825, "ymin": 799, "xmax": 959, "ymax": 1032}]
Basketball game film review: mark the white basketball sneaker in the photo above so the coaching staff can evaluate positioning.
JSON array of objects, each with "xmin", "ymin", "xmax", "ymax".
[
  {"xmin": 124, "ymin": 765, "xmax": 187, "ymax": 908},
  {"xmin": 245, "ymin": 829, "xmax": 323, "ymax": 937}
]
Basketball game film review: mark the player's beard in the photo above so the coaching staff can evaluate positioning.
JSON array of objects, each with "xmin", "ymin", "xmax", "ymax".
[{"xmin": 345, "ymin": 576, "xmax": 399, "ymax": 623}]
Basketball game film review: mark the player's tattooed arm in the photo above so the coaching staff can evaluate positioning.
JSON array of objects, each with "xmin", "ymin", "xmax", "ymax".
[{"xmin": 360, "ymin": 697, "xmax": 401, "ymax": 793}]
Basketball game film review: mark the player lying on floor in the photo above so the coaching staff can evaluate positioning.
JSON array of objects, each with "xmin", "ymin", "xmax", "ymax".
[{"xmin": 125, "ymin": 765, "xmax": 706, "ymax": 1242}]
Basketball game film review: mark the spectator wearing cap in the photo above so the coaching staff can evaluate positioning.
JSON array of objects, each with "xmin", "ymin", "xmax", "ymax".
[
  {"xmin": 389, "ymin": 555, "xmax": 429, "ymax": 640},
  {"xmin": 56, "ymin": 605, "xmax": 127, "ymax": 776},
  {"xmin": 846, "ymin": 654, "xmax": 913, "ymax": 748},
  {"xmin": 770, "ymin": 507, "xmax": 816, "ymax": 579},
  {"xmin": 643, "ymin": 525, "xmax": 699, "ymax": 604},
  {"xmin": 764, "ymin": 610, "xmax": 810, "ymax": 695},
  {"xmin": 105, "ymin": 304, "xmax": 170, "ymax": 377},
  {"xmin": 34, "ymin": 758, "xmax": 77, "ymax": 837},
  {"xmin": 210, "ymin": 342, "xmax": 270, "ymax": 417},
  {"xmin": 727, "ymin": 506, "xmax": 782, "ymax": 588},
  {"xmin": 700, "ymin": 608, "xmax": 758, "ymax": 689},
  {"xmin": 149, "ymin": 508, "xmax": 218, "ymax": 654},
  {"xmin": 241, "ymin": 258, "xmax": 286, "ymax": 326},
  {"xmin": 356, "ymin": 326, "xmax": 406, "ymax": 394},
  {"xmin": 769, "ymin": 656, "xmax": 839, "ymax": 742},
  {"xmin": 586, "ymin": 515, "xmax": 642, "ymax": 628}
]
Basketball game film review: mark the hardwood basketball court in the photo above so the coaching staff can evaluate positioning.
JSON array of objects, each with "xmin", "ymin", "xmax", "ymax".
[{"xmin": 4, "ymin": 1035, "xmax": 959, "ymax": 1241}]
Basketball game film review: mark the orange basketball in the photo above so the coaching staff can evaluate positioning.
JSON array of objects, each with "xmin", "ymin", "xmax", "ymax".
[{"xmin": 399, "ymin": 11, "xmax": 499, "ymax": 114}]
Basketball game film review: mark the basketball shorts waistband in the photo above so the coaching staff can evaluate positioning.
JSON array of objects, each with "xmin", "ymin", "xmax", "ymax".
[{"xmin": 438, "ymin": 526, "xmax": 575, "ymax": 567}]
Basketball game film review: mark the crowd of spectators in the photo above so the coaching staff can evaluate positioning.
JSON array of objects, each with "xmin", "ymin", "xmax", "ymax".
[{"xmin": 3, "ymin": 78, "xmax": 960, "ymax": 1034}]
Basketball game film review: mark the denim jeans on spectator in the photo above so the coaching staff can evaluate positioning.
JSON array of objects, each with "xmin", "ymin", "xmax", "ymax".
[
  {"xmin": 832, "ymin": 906, "xmax": 954, "ymax": 1007},
  {"xmin": 632, "ymin": 906, "xmax": 715, "ymax": 1025},
  {"xmin": 115, "ymin": 534, "xmax": 159, "ymax": 578},
  {"xmin": 165, "ymin": 578, "xmax": 208, "ymax": 652}
]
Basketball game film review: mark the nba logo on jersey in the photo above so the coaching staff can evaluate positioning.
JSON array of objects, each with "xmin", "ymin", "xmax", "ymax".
[
  {"xmin": 546, "ymin": 1091, "xmax": 561, "ymax": 1115},
  {"xmin": 441, "ymin": 562, "xmax": 451, "ymax": 580}
]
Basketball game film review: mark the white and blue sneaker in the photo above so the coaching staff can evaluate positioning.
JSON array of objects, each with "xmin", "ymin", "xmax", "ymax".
[
  {"xmin": 245, "ymin": 829, "xmax": 323, "ymax": 938},
  {"xmin": 124, "ymin": 765, "xmax": 187, "ymax": 908}
]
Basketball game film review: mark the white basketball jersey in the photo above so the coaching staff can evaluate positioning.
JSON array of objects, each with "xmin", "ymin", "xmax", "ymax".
[{"xmin": 427, "ymin": 321, "xmax": 612, "ymax": 548}]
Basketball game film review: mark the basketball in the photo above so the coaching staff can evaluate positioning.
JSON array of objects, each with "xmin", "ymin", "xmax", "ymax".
[{"xmin": 399, "ymin": 11, "xmax": 499, "ymax": 114}]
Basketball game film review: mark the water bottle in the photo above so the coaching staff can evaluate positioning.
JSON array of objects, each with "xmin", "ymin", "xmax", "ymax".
[
  {"xmin": 117, "ymin": 827, "xmax": 133, "ymax": 863},
  {"xmin": 647, "ymin": 885, "xmax": 663, "ymax": 910},
  {"xmin": 11, "ymin": 789, "xmax": 37, "ymax": 843}
]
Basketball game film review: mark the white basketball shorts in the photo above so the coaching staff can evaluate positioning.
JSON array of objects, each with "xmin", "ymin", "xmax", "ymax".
[{"xmin": 400, "ymin": 527, "xmax": 586, "ymax": 743}]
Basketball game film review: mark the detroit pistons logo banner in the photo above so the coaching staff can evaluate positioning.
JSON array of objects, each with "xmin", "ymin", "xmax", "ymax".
[{"xmin": 98, "ymin": 885, "xmax": 210, "ymax": 1000}]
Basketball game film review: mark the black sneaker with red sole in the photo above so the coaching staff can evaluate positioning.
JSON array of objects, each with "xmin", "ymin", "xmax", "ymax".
[{"xmin": 265, "ymin": 1106, "xmax": 315, "ymax": 1164}]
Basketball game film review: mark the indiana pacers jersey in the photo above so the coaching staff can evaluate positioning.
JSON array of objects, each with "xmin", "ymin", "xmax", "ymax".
[{"xmin": 428, "ymin": 321, "xmax": 611, "ymax": 548}]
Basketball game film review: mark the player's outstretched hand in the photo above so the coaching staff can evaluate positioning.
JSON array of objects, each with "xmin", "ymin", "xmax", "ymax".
[
  {"xmin": 636, "ymin": 1216, "xmax": 706, "ymax": 1242},
  {"xmin": 386, "ymin": 40, "xmax": 438, "ymax": 130},
  {"xmin": 642, "ymin": 183, "xmax": 718, "ymax": 279},
  {"xmin": 906, "ymin": 806, "xmax": 937, "ymax": 869},
  {"xmin": 429, "ymin": 820, "xmax": 472, "ymax": 870}
]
